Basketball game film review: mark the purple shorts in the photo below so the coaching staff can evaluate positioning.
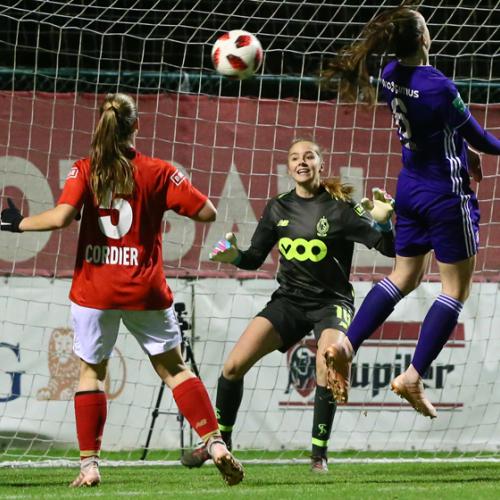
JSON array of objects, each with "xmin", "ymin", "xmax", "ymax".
[{"xmin": 395, "ymin": 175, "xmax": 480, "ymax": 263}]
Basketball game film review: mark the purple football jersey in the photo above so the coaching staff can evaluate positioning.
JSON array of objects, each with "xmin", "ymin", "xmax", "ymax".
[{"xmin": 381, "ymin": 60, "xmax": 471, "ymax": 193}]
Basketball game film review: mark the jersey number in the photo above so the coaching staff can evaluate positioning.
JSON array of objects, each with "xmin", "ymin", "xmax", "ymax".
[
  {"xmin": 334, "ymin": 305, "xmax": 352, "ymax": 330},
  {"xmin": 390, "ymin": 97, "xmax": 416, "ymax": 151},
  {"xmin": 279, "ymin": 237, "xmax": 327, "ymax": 262},
  {"xmin": 98, "ymin": 197, "xmax": 133, "ymax": 239}
]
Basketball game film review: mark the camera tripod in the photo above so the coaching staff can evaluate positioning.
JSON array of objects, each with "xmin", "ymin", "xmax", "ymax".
[{"xmin": 141, "ymin": 302, "xmax": 199, "ymax": 460}]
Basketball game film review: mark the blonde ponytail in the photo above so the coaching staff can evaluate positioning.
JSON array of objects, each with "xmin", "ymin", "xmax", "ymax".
[{"xmin": 90, "ymin": 93, "xmax": 137, "ymax": 205}]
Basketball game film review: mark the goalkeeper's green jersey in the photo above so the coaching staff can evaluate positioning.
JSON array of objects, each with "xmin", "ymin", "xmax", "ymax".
[{"xmin": 236, "ymin": 186, "xmax": 395, "ymax": 307}]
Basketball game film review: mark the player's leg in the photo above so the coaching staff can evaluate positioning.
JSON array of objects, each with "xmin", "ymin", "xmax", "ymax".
[
  {"xmin": 180, "ymin": 316, "xmax": 282, "ymax": 468},
  {"xmin": 217, "ymin": 316, "xmax": 283, "ymax": 442},
  {"xmin": 350, "ymin": 254, "xmax": 429, "ymax": 353},
  {"xmin": 70, "ymin": 359, "xmax": 108, "ymax": 487},
  {"xmin": 325, "ymin": 254, "xmax": 429, "ymax": 403},
  {"xmin": 69, "ymin": 303, "xmax": 120, "ymax": 487},
  {"xmin": 182, "ymin": 294, "xmax": 308, "ymax": 468},
  {"xmin": 393, "ymin": 189, "xmax": 479, "ymax": 418},
  {"xmin": 310, "ymin": 326, "xmax": 343, "ymax": 473},
  {"xmin": 148, "ymin": 345, "xmax": 244, "ymax": 485},
  {"xmin": 344, "ymin": 177, "xmax": 432, "ymax": 353},
  {"xmin": 393, "ymin": 255, "xmax": 475, "ymax": 418},
  {"xmin": 216, "ymin": 295, "xmax": 311, "ymax": 451},
  {"xmin": 124, "ymin": 307, "xmax": 244, "ymax": 485}
]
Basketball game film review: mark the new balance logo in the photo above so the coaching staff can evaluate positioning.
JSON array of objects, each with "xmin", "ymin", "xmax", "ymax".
[
  {"xmin": 195, "ymin": 419, "xmax": 207, "ymax": 428},
  {"xmin": 277, "ymin": 219, "xmax": 289, "ymax": 227}
]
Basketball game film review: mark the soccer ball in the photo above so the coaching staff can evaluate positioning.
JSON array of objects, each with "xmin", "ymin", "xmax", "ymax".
[{"xmin": 211, "ymin": 30, "xmax": 263, "ymax": 79}]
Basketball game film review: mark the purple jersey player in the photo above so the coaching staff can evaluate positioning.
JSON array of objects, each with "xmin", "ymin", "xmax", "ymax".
[{"xmin": 322, "ymin": 5, "xmax": 500, "ymax": 418}]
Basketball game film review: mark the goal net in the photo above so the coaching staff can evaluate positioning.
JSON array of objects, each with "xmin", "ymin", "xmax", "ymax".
[{"xmin": 0, "ymin": 0, "xmax": 499, "ymax": 463}]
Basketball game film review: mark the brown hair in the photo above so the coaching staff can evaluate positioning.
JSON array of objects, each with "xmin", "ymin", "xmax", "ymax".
[
  {"xmin": 321, "ymin": 177, "xmax": 354, "ymax": 202},
  {"xmin": 323, "ymin": 3, "xmax": 423, "ymax": 105},
  {"xmin": 288, "ymin": 138, "xmax": 354, "ymax": 202},
  {"xmin": 90, "ymin": 93, "xmax": 138, "ymax": 205}
]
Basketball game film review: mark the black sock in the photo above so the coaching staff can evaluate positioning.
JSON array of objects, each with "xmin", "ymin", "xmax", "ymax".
[
  {"xmin": 311, "ymin": 385, "xmax": 336, "ymax": 459},
  {"xmin": 215, "ymin": 374, "xmax": 244, "ymax": 450}
]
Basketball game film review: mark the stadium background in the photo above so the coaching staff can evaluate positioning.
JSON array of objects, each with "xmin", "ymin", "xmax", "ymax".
[{"xmin": 0, "ymin": 0, "xmax": 499, "ymax": 459}]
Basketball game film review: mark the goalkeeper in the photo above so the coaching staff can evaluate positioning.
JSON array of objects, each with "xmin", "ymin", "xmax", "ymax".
[{"xmin": 181, "ymin": 138, "xmax": 395, "ymax": 472}]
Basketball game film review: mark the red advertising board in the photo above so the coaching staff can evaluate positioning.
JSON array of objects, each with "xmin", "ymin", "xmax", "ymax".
[{"xmin": 1, "ymin": 92, "xmax": 498, "ymax": 278}]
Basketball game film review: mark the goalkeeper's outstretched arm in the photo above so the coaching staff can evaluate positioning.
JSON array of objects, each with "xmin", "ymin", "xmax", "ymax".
[
  {"xmin": 209, "ymin": 203, "xmax": 277, "ymax": 270},
  {"xmin": 209, "ymin": 231, "xmax": 275, "ymax": 270}
]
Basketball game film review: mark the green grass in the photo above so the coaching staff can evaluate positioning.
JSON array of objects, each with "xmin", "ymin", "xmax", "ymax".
[
  {"xmin": 1, "ymin": 448, "xmax": 498, "ymax": 462},
  {"xmin": 0, "ymin": 462, "xmax": 499, "ymax": 499}
]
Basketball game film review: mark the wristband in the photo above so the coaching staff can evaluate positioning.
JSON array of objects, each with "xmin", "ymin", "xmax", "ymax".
[
  {"xmin": 232, "ymin": 251, "xmax": 242, "ymax": 266},
  {"xmin": 374, "ymin": 220, "xmax": 393, "ymax": 232}
]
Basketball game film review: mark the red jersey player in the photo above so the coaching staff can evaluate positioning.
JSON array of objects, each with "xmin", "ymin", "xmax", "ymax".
[{"xmin": 0, "ymin": 93, "xmax": 243, "ymax": 487}]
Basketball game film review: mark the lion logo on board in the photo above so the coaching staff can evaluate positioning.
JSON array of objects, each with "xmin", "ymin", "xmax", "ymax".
[
  {"xmin": 36, "ymin": 327, "xmax": 126, "ymax": 401},
  {"xmin": 284, "ymin": 338, "xmax": 317, "ymax": 397}
]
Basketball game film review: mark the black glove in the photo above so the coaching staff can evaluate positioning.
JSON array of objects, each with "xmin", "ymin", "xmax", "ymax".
[{"xmin": 1, "ymin": 198, "xmax": 24, "ymax": 232}]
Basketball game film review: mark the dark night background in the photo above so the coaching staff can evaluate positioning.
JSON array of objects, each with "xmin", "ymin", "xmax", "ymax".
[{"xmin": 0, "ymin": 0, "xmax": 498, "ymax": 101}]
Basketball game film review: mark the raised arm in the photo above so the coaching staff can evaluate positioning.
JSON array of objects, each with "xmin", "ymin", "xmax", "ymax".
[
  {"xmin": 342, "ymin": 189, "xmax": 396, "ymax": 258},
  {"xmin": 458, "ymin": 115, "xmax": 500, "ymax": 155},
  {"xmin": 209, "ymin": 202, "xmax": 277, "ymax": 271}
]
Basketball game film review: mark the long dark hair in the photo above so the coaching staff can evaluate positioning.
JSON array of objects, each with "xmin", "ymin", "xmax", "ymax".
[
  {"xmin": 323, "ymin": 3, "xmax": 424, "ymax": 105},
  {"xmin": 90, "ymin": 93, "xmax": 138, "ymax": 205}
]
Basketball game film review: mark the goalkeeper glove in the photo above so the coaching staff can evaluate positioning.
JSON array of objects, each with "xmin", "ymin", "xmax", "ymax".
[
  {"xmin": 209, "ymin": 232, "xmax": 241, "ymax": 264},
  {"xmin": 360, "ymin": 188, "xmax": 395, "ymax": 231},
  {"xmin": 1, "ymin": 198, "xmax": 24, "ymax": 233}
]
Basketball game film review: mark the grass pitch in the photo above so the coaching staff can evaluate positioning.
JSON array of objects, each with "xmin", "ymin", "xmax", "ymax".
[{"xmin": 0, "ymin": 461, "xmax": 499, "ymax": 499}]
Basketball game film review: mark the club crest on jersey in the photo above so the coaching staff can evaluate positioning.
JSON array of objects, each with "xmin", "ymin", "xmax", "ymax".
[
  {"xmin": 170, "ymin": 169, "xmax": 185, "ymax": 186},
  {"xmin": 452, "ymin": 94, "xmax": 466, "ymax": 114},
  {"xmin": 316, "ymin": 216, "xmax": 329, "ymax": 237},
  {"xmin": 66, "ymin": 167, "xmax": 79, "ymax": 179},
  {"xmin": 353, "ymin": 203, "xmax": 365, "ymax": 217},
  {"xmin": 277, "ymin": 219, "xmax": 289, "ymax": 227}
]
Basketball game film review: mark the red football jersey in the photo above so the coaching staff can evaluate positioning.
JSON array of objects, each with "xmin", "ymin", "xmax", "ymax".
[{"xmin": 58, "ymin": 151, "xmax": 207, "ymax": 310}]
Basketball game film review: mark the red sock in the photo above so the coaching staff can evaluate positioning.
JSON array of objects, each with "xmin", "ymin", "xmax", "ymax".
[
  {"xmin": 173, "ymin": 377, "xmax": 219, "ymax": 441},
  {"xmin": 74, "ymin": 390, "xmax": 107, "ymax": 459}
]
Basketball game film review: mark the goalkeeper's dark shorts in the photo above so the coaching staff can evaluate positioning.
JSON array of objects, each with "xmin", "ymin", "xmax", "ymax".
[{"xmin": 256, "ymin": 291, "xmax": 354, "ymax": 353}]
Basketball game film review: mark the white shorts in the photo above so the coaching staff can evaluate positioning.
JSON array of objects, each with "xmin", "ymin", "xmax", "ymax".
[{"xmin": 70, "ymin": 302, "xmax": 182, "ymax": 364}]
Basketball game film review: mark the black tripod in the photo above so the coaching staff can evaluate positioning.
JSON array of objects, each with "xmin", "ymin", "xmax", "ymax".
[{"xmin": 141, "ymin": 302, "xmax": 199, "ymax": 460}]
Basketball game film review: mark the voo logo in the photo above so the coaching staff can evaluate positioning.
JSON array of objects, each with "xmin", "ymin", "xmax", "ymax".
[{"xmin": 279, "ymin": 237, "xmax": 327, "ymax": 262}]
